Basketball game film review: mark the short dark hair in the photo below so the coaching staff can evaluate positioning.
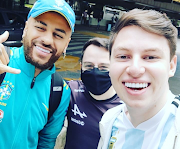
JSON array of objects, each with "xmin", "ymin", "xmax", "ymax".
[
  {"xmin": 80, "ymin": 37, "xmax": 109, "ymax": 62},
  {"xmin": 109, "ymin": 9, "xmax": 178, "ymax": 60}
]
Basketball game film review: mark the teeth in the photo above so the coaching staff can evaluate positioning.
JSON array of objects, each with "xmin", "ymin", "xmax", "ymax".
[
  {"xmin": 125, "ymin": 82, "xmax": 148, "ymax": 88},
  {"xmin": 36, "ymin": 46, "xmax": 50, "ymax": 53}
]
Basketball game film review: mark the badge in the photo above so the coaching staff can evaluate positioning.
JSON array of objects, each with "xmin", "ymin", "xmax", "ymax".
[{"xmin": 0, "ymin": 109, "xmax": 4, "ymax": 122}]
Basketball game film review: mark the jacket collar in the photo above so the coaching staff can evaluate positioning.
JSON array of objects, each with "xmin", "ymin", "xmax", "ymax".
[{"xmin": 11, "ymin": 46, "xmax": 55, "ymax": 80}]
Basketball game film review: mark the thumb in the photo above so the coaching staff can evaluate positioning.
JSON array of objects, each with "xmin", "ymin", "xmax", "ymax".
[{"xmin": 0, "ymin": 31, "xmax": 9, "ymax": 43}]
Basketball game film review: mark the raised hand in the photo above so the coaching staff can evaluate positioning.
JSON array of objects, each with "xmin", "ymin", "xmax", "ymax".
[{"xmin": 0, "ymin": 31, "xmax": 21, "ymax": 74}]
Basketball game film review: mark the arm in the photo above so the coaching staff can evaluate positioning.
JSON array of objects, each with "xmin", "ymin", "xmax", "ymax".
[{"xmin": 37, "ymin": 81, "xmax": 71, "ymax": 149}]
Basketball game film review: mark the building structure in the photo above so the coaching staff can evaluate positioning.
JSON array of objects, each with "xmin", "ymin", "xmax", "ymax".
[{"xmin": 1, "ymin": 0, "xmax": 180, "ymax": 29}]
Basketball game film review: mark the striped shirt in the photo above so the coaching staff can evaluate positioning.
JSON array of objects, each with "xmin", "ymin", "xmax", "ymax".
[{"xmin": 108, "ymin": 99, "xmax": 176, "ymax": 149}]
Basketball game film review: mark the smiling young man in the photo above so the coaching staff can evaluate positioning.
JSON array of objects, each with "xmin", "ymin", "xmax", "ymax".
[
  {"xmin": 98, "ymin": 9, "xmax": 180, "ymax": 149},
  {"xmin": 0, "ymin": 0, "xmax": 75, "ymax": 148}
]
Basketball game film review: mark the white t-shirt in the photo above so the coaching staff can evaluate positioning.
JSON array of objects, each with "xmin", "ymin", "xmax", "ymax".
[{"xmin": 108, "ymin": 99, "xmax": 176, "ymax": 149}]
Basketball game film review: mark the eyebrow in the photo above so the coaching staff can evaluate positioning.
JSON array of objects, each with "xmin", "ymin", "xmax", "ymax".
[
  {"xmin": 36, "ymin": 20, "xmax": 66, "ymax": 34},
  {"xmin": 83, "ymin": 62, "xmax": 94, "ymax": 65},
  {"xmin": 114, "ymin": 47, "xmax": 130, "ymax": 52},
  {"xmin": 83, "ymin": 62, "xmax": 92, "ymax": 64},
  {"xmin": 114, "ymin": 47, "xmax": 163, "ymax": 54},
  {"xmin": 83, "ymin": 62, "xmax": 109, "ymax": 66},
  {"xmin": 55, "ymin": 28, "xmax": 66, "ymax": 34},
  {"xmin": 144, "ymin": 48, "xmax": 163, "ymax": 53},
  {"xmin": 99, "ymin": 63, "xmax": 110, "ymax": 66}
]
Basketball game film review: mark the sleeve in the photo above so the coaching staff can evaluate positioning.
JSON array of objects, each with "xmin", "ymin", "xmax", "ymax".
[
  {"xmin": 97, "ymin": 122, "xmax": 104, "ymax": 149},
  {"xmin": 0, "ymin": 73, "xmax": 6, "ymax": 85},
  {"xmin": 37, "ymin": 81, "xmax": 71, "ymax": 149},
  {"xmin": 97, "ymin": 137, "xmax": 103, "ymax": 149}
]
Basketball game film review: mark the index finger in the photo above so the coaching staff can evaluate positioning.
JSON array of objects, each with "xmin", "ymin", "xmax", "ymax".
[
  {"xmin": 0, "ymin": 31, "xmax": 9, "ymax": 43},
  {"xmin": 0, "ymin": 64, "xmax": 21, "ymax": 74}
]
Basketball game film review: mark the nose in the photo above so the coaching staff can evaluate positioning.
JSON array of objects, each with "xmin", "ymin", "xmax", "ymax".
[
  {"xmin": 41, "ymin": 32, "xmax": 54, "ymax": 46},
  {"xmin": 126, "ymin": 56, "xmax": 145, "ymax": 78}
]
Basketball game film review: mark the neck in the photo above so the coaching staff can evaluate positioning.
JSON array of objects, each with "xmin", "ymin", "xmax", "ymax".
[
  {"xmin": 126, "ymin": 90, "xmax": 174, "ymax": 127},
  {"xmin": 89, "ymin": 86, "xmax": 116, "ymax": 100},
  {"xmin": 34, "ymin": 65, "xmax": 53, "ymax": 77},
  {"xmin": 34, "ymin": 68, "xmax": 41, "ymax": 77}
]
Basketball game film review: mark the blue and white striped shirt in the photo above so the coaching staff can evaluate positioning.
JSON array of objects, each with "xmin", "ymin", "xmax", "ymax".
[{"xmin": 108, "ymin": 99, "xmax": 176, "ymax": 149}]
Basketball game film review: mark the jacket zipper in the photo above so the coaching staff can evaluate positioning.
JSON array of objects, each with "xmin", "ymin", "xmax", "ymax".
[{"xmin": 31, "ymin": 77, "xmax": 36, "ymax": 89}]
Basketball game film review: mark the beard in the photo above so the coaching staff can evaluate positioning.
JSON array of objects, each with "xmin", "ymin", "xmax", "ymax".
[{"xmin": 23, "ymin": 36, "xmax": 61, "ymax": 70}]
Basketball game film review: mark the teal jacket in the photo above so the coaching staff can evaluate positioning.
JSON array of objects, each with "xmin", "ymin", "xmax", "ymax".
[{"xmin": 0, "ymin": 46, "xmax": 71, "ymax": 149}]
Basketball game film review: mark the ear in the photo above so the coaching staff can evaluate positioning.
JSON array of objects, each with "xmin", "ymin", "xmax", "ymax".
[
  {"xmin": 169, "ymin": 55, "xmax": 177, "ymax": 77},
  {"xmin": 22, "ymin": 21, "xmax": 28, "ymax": 38}
]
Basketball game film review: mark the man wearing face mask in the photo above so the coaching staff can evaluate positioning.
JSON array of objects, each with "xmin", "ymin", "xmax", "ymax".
[{"xmin": 64, "ymin": 37, "xmax": 122, "ymax": 149}]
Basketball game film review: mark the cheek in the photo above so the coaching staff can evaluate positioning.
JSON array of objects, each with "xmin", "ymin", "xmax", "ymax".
[
  {"xmin": 56, "ymin": 48, "xmax": 63, "ymax": 55},
  {"xmin": 109, "ymin": 62, "xmax": 121, "ymax": 81},
  {"xmin": 151, "ymin": 67, "xmax": 169, "ymax": 81},
  {"xmin": 55, "ymin": 39, "xmax": 69, "ymax": 53},
  {"xmin": 151, "ymin": 62, "xmax": 169, "ymax": 75},
  {"xmin": 23, "ymin": 35, "xmax": 31, "ymax": 50},
  {"xmin": 55, "ymin": 44, "xmax": 65, "ymax": 55},
  {"xmin": 147, "ymin": 64, "xmax": 170, "ymax": 88}
]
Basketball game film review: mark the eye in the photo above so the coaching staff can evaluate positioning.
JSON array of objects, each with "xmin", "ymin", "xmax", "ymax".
[
  {"xmin": 99, "ymin": 68, "xmax": 109, "ymax": 72},
  {"xmin": 99, "ymin": 66, "xmax": 108, "ymax": 69},
  {"xmin": 84, "ymin": 64, "xmax": 94, "ymax": 69},
  {"xmin": 99, "ymin": 65, "xmax": 108, "ymax": 69},
  {"xmin": 86, "ymin": 65, "xmax": 94, "ymax": 68},
  {"xmin": 35, "ymin": 26, "xmax": 45, "ymax": 31},
  {"xmin": 144, "ymin": 56, "xmax": 158, "ymax": 60},
  {"xmin": 53, "ymin": 32, "xmax": 63, "ymax": 39},
  {"xmin": 116, "ymin": 55, "xmax": 131, "ymax": 59},
  {"xmin": 98, "ymin": 64, "xmax": 109, "ymax": 72},
  {"xmin": 121, "ymin": 55, "xmax": 128, "ymax": 59}
]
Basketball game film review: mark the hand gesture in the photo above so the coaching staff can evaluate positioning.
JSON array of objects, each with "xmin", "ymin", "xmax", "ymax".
[{"xmin": 0, "ymin": 31, "xmax": 21, "ymax": 74}]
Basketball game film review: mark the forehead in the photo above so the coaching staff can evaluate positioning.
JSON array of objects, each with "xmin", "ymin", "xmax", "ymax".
[
  {"xmin": 112, "ymin": 25, "xmax": 170, "ymax": 55},
  {"xmin": 83, "ymin": 44, "xmax": 110, "ymax": 63},
  {"xmin": 32, "ymin": 12, "xmax": 71, "ymax": 31}
]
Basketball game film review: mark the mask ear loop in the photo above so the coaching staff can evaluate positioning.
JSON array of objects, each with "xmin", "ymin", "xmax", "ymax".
[{"xmin": 63, "ymin": 52, "xmax": 66, "ymax": 59}]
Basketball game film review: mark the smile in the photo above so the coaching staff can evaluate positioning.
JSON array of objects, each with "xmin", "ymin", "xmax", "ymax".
[
  {"xmin": 36, "ymin": 46, "xmax": 52, "ymax": 53},
  {"xmin": 124, "ymin": 82, "xmax": 149, "ymax": 89}
]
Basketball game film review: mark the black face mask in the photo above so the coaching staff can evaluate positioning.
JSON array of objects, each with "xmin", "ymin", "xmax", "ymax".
[{"xmin": 81, "ymin": 68, "xmax": 112, "ymax": 95}]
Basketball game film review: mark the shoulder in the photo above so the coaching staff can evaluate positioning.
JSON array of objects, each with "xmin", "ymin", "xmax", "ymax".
[
  {"xmin": 172, "ymin": 94, "xmax": 180, "ymax": 108},
  {"xmin": 173, "ymin": 94, "xmax": 180, "ymax": 135},
  {"xmin": 110, "ymin": 94, "xmax": 124, "ymax": 105},
  {"xmin": 67, "ymin": 80, "xmax": 84, "ymax": 88},
  {"xmin": 67, "ymin": 80, "xmax": 87, "ymax": 94},
  {"xmin": 62, "ymin": 80, "xmax": 71, "ymax": 93},
  {"xmin": 113, "ymin": 94, "xmax": 122, "ymax": 101},
  {"xmin": 58, "ymin": 80, "xmax": 71, "ymax": 106},
  {"xmin": 174, "ymin": 94, "xmax": 180, "ymax": 101},
  {"xmin": 174, "ymin": 94, "xmax": 180, "ymax": 111},
  {"xmin": 10, "ymin": 46, "xmax": 21, "ymax": 53},
  {"xmin": 10, "ymin": 46, "xmax": 22, "ymax": 59},
  {"xmin": 101, "ymin": 104, "xmax": 125, "ymax": 123}
]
